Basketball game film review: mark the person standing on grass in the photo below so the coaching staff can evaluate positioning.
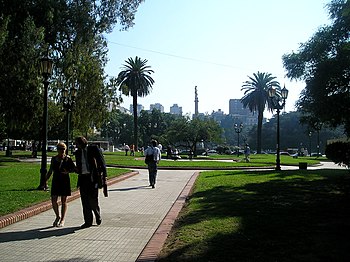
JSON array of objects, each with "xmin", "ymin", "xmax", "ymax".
[
  {"xmin": 75, "ymin": 136, "xmax": 108, "ymax": 229},
  {"xmin": 144, "ymin": 139, "xmax": 161, "ymax": 188},
  {"xmin": 46, "ymin": 142, "xmax": 76, "ymax": 227}
]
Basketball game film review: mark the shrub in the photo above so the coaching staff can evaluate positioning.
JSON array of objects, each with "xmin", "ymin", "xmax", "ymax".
[{"xmin": 325, "ymin": 141, "xmax": 350, "ymax": 168}]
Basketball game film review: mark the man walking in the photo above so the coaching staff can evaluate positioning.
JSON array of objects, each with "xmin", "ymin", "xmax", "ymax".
[
  {"xmin": 144, "ymin": 139, "xmax": 161, "ymax": 188},
  {"xmin": 75, "ymin": 136, "xmax": 108, "ymax": 229}
]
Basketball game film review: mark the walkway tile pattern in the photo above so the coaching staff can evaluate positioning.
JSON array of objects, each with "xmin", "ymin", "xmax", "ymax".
[{"xmin": 0, "ymin": 169, "xmax": 196, "ymax": 262}]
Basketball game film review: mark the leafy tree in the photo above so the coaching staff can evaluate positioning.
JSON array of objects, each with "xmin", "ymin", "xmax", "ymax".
[
  {"xmin": 241, "ymin": 71, "xmax": 280, "ymax": 153},
  {"xmin": 282, "ymin": 0, "xmax": 350, "ymax": 136},
  {"xmin": 165, "ymin": 116, "xmax": 222, "ymax": 157},
  {"xmin": 116, "ymin": 56, "xmax": 155, "ymax": 150},
  {"xmin": 0, "ymin": 0, "xmax": 145, "ymax": 141},
  {"xmin": 100, "ymin": 109, "xmax": 133, "ymax": 147}
]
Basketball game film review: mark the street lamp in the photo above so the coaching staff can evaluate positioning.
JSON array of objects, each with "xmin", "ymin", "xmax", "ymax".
[
  {"xmin": 308, "ymin": 131, "xmax": 312, "ymax": 157},
  {"xmin": 234, "ymin": 123, "xmax": 243, "ymax": 157},
  {"xmin": 38, "ymin": 56, "xmax": 54, "ymax": 190},
  {"xmin": 62, "ymin": 81, "xmax": 77, "ymax": 154},
  {"xmin": 268, "ymin": 85, "xmax": 288, "ymax": 171}
]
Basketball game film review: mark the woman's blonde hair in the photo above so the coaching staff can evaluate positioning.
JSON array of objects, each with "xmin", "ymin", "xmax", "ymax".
[{"xmin": 57, "ymin": 142, "xmax": 67, "ymax": 151}]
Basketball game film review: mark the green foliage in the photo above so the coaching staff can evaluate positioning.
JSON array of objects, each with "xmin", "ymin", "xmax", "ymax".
[
  {"xmin": 0, "ymin": 0, "xmax": 145, "ymax": 140},
  {"xmin": 116, "ymin": 56, "xmax": 155, "ymax": 149},
  {"xmin": 282, "ymin": 0, "xmax": 350, "ymax": 136},
  {"xmin": 241, "ymin": 72, "xmax": 280, "ymax": 153},
  {"xmin": 0, "ymin": 160, "xmax": 129, "ymax": 216},
  {"xmin": 164, "ymin": 116, "xmax": 222, "ymax": 156},
  {"xmin": 325, "ymin": 141, "xmax": 350, "ymax": 168}
]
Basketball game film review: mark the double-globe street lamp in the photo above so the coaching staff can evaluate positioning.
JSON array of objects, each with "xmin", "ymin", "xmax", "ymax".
[
  {"xmin": 234, "ymin": 123, "xmax": 243, "ymax": 157},
  {"xmin": 38, "ymin": 56, "xmax": 54, "ymax": 190},
  {"xmin": 62, "ymin": 81, "xmax": 77, "ymax": 154},
  {"xmin": 268, "ymin": 85, "xmax": 289, "ymax": 171}
]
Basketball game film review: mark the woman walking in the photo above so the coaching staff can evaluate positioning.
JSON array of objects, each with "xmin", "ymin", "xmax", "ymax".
[{"xmin": 46, "ymin": 142, "xmax": 76, "ymax": 227}]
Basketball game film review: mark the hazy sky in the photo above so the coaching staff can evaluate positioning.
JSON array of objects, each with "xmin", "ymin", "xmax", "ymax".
[{"xmin": 105, "ymin": 0, "xmax": 331, "ymax": 117}]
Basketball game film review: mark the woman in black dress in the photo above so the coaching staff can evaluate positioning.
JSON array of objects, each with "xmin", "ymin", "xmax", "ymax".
[{"xmin": 46, "ymin": 142, "xmax": 76, "ymax": 227}]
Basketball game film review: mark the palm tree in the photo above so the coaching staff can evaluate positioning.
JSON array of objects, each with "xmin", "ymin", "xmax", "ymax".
[
  {"xmin": 241, "ymin": 71, "xmax": 280, "ymax": 154},
  {"xmin": 116, "ymin": 56, "xmax": 155, "ymax": 150}
]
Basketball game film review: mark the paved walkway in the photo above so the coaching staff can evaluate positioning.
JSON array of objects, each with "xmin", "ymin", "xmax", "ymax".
[{"xmin": 0, "ymin": 169, "xmax": 198, "ymax": 262}]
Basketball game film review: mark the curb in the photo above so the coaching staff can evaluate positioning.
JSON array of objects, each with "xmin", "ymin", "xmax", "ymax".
[
  {"xmin": 0, "ymin": 171, "xmax": 139, "ymax": 229},
  {"xmin": 136, "ymin": 171, "xmax": 200, "ymax": 262}
]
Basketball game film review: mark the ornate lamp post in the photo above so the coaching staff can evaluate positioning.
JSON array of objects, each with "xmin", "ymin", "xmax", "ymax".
[
  {"xmin": 62, "ymin": 81, "xmax": 77, "ymax": 154},
  {"xmin": 234, "ymin": 123, "xmax": 243, "ymax": 157},
  {"xmin": 38, "ymin": 56, "xmax": 54, "ymax": 190},
  {"xmin": 268, "ymin": 85, "xmax": 288, "ymax": 171}
]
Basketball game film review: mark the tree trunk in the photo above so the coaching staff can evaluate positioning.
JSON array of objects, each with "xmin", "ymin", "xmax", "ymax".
[
  {"xmin": 132, "ymin": 95, "xmax": 138, "ymax": 150},
  {"xmin": 257, "ymin": 110, "xmax": 263, "ymax": 154}
]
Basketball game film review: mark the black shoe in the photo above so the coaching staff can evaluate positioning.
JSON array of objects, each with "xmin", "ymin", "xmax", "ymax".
[
  {"xmin": 152, "ymin": 185, "xmax": 155, "ymax": 189},
  {"xmin": 96, "ymin": 218, "xmax": 102, "ymax": 225},
  {"xmin": 80, "ymin": 223, "xmax": 92, "ymax": 229}
]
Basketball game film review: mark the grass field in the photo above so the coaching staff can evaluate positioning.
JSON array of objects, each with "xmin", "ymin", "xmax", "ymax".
[
  {"xmin": 0, "ymin": 158, "xmax": 129, "ymax": 216},
  {"xmin": 157, "ymin": 169, "xmax": 350, "ymax": 261}
]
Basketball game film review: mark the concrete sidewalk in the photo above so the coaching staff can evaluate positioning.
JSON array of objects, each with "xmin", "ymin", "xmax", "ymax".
[{"xmin": 0, "ymin": 169, "xmax": 198, "ymax": 262}]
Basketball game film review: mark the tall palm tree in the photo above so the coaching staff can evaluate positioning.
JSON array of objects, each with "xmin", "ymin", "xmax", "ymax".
[
  {"xmin": 241, "ymin": 71, "xmax": 280, "ymax": 154},
  {"xmin": 116, "ymin": 56, "xmax": 155, "ymax": 150}
]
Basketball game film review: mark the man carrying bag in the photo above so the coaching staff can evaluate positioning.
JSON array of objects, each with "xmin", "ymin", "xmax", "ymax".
[{"xmin": 144, "ymin": 139, "xmax": 161, "ymax": 188}]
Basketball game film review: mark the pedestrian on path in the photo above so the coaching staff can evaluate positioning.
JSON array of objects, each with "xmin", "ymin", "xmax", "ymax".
[
  {"xmin": 144, "ymin": 139, "xmax": 161, "ymax": 188},
  {"xmin": 46, "ymin": 142, "xmax": 76, "ymax": 227},
  {"xmin": 75, "ymin": 136, "xmax": 108, "ymax": 229}
]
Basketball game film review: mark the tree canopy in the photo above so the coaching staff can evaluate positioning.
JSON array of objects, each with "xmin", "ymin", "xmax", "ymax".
[
  {"xmin": 282, "ymin": 0, "xmax": 350, "ymax": 136},
  {"xmin": 0, "ymin": 0, "xmax": 145, "ymax": 141},
  {"xmin": 241, "ymin": 71, "xmax": 280, "ymax": 153}
]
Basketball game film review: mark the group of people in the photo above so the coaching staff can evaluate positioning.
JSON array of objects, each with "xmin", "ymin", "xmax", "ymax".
[
  {"xmin": 46, "ymin": 136, "xmax": 162, "ymax": 228},
  {"xmin": 46, "ymin": 136, "xmax": 108, "ymax": 229}
]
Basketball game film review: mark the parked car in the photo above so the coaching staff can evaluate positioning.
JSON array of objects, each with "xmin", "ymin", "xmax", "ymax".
[
  {"xmin": 47, "ymin": 145, "xmax": 57, "ymax": 152},
  {"xmin": 311, "ymin": 152, "xmax": 323, "ymax": 157}
]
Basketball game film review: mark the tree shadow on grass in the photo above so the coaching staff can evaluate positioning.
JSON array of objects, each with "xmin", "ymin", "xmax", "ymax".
[{"xmin": 158, "ymin": 169, "xmax": 350, "ymax": 261}]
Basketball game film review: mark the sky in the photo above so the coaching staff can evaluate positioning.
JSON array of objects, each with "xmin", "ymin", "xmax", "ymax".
[{"xmin": 104, "ymin": 0, "xmax": 331, "ymax": 117}]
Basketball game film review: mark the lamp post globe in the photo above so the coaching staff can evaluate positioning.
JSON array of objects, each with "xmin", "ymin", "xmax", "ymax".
[{"xmin": 37, "ymin": 56, "xmax": 53, "ymax": 190}]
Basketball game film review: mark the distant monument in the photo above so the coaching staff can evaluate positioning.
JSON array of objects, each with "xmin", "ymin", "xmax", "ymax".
[{"xmin": 194, "ymin": 86, "xmax": 199, "ymax": 117}]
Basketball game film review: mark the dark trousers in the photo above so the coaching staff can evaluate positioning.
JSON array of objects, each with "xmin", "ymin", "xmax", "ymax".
[
  {"xmin": 79, "ymin": 175, "xmax": 101, "ymax": 225},
  {"xmin": 147, "ymin": 162, "xmax": 158, "ymax": 186}
]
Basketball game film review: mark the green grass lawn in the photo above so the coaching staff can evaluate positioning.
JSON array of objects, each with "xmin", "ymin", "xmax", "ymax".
[
  {"xmin": 157, "ymin": 169, "xmax": 350, "ymax": 261},
  {"xmin": 103, "ymin": 151, "xmax": 322, "ymax": 168},
  {"xmin": 0, "ymin": 159, "xmax": 129, "ymax": 216}
]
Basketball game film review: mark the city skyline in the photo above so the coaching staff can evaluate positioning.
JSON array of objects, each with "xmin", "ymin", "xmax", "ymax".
[{"xmin": 105, "ymin": 0, "xmax": 331, "ymax": 117}]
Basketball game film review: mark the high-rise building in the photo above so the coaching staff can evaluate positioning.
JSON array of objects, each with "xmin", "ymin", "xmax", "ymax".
[
  {"xmin": 211, "ymin": 109, "xmax": 225, "ymax": 122},
  {"xmin": 129, "ymin": 104, "xmax": 144, "ymax": 116},
  {"xmin": 170, "ymin": 104, "xmax": 183, "ymax": 115},
  {"xmin": 229, "ymin": 99, "xmax": 260, "ymax": 126},
  {"xmin": 229, "ymin": 99, "xmax": 251, "ymax": 115},
  {"xmin": 150, "ymin": 103, "xmax": 164, "ymax": 112}
]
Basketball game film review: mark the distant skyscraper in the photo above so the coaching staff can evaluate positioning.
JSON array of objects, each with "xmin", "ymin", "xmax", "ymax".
[
  {"xmin": 129, "ymin": 104, "xmax": 144, "ymax": 116},
  {"xmin": 170, "ymin": 104, "xmax": 183, "ymax": 115},
  {"xmin": 211, "ymin": 109, "xmax": 225, "ymax": 122},
  {"xmin": 150, "ymin": 103, "xmax": 164, "ymax": 112},
  {"xmin": 229, "ymin": 99, "xmax": 251, "ymax": 115},
  {"xmin": 228, "ymin": 99, "xmax": 260, "ymax": 126}
]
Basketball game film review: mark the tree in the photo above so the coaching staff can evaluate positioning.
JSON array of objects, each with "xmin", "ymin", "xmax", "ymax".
[
  {"xmin": 116, "ymin": 56, "xmax": 155, "ymax": 149},
  {"xmin": 282, "ymin": 0, "xmax": 350, "ymax": 137},
  {"xmin": 165, "ymin": 116, "xmax": 222, "ymax": 156},
  {"xmin": 0, "ymin": 0, "xmax": 145, "ymax": 141},
  {"xmin": 241, "ymin": 71, "xmax": 280, "ymax": 153}
]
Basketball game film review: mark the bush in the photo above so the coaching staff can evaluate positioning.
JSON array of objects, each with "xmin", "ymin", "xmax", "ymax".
[{"xmin": 325, "ymin": 141, "xmax": 350, "ymax": 168}]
